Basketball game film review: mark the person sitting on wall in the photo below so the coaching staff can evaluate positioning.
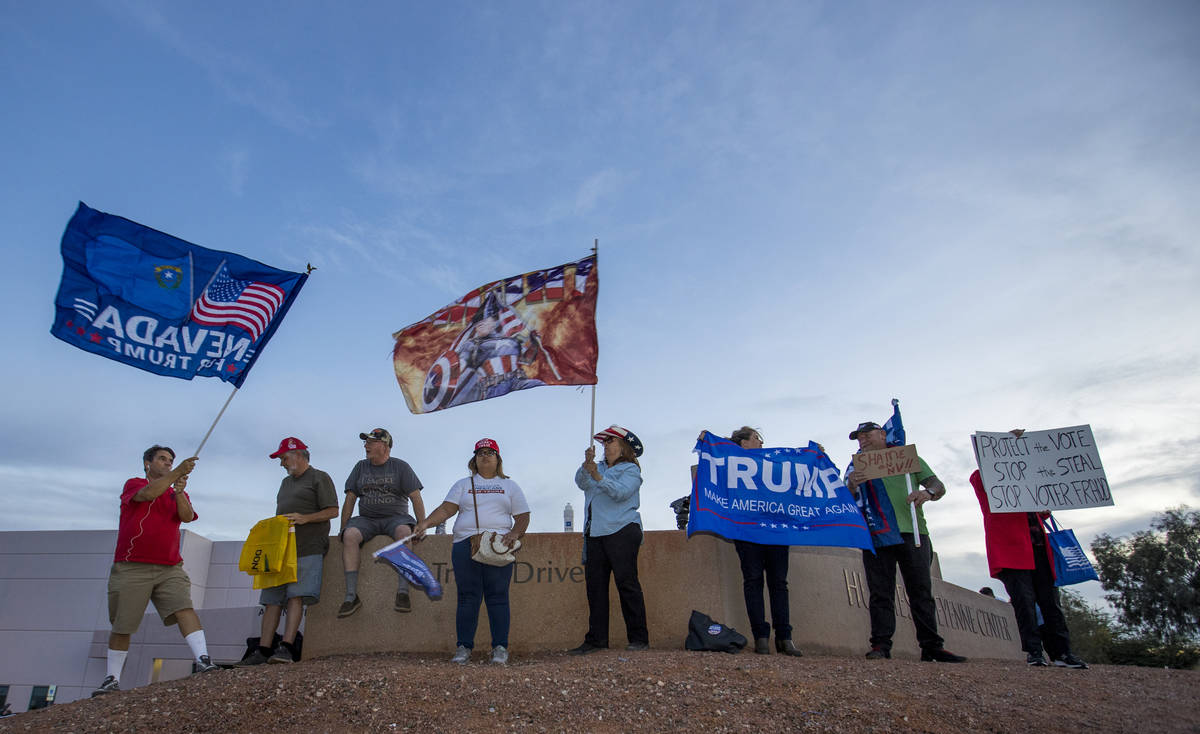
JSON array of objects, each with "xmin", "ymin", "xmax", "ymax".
[
  {"xmin": 93, "ymin": 445, "xmax": 219, "ymax": 697},
  {"xmin": 338, "ymin": 427, "xmax": 426, "ymax": 617}
]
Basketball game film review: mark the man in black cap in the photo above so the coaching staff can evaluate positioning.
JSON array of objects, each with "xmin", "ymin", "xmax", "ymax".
[
  {"xmin": 845, "ymin": 421, "xmax": 966, "ymax": 663},
  {"xmin": 337, "ymin": 427, "xmax": 426, "ymax": 616}
]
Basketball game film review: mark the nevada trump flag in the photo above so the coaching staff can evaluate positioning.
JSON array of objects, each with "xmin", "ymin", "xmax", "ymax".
[{"xmin": 51, "ymin": 203, "xmax": 307, "ymax": 387}]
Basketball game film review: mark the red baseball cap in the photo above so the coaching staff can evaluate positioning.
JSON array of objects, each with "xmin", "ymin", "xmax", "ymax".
[
  {"xmin": 270, "ymin": 436, "xmax": 308, "ymax": 459},
  {"xmin": 474, "ymin": 438, "xmax": 500, "ymax": 455}
]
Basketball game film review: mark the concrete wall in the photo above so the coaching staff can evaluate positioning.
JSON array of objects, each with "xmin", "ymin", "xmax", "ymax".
[
  {"xmin": 304, "ymin": 531, "xmax": 1021, "ymax": 661},
  {"xmin": 0, "ymin": 530, "xmax": 261, "ymax": 712},
  {"xmin": 0, "ymin": 527, "xmax": 1020, "ymax": 712}
]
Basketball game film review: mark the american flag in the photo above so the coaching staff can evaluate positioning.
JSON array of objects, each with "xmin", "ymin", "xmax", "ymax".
[{"xmin": 190, "ymin": 265, "xmax": 285, "ymax": 341}]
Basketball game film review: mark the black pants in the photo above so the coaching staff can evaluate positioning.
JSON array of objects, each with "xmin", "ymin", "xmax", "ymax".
[
  {"xmin": 997, "ymin": 544, "xmax": 1072, "ymax": 659},
  {"xmin": 861, "ymin": 533, "xmax": 944, "ymax": 652},
  {"xmin": 584, "ymin": 523, "xmax": 648, "ymax": 646},
  {"xmin": 734, "ymin": 540, "xmax": 791, "ymax": 640}
]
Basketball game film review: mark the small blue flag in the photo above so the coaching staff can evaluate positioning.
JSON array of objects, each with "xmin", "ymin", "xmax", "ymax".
[
  {"xmin": 374, "ymin": 540, "xmax": 443, "ymax": 600},
  {"xmin": 884, "ymin": 398, "xmax": 906, "ymax": 447},
  {"xmin": 51, "ymin": 203, "xmax": 307, "ymax": 388},
  {"xmin": 844, "ymin": 398, "xmax": 908, "ymax": 547}
]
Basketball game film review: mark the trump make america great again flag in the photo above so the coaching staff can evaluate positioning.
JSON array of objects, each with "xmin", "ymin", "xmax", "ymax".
[
  {"xmin": 392, "ymin": 255, "xmax": 597, "ymax": 414},
  {"xmin": 689, "ymin": 432, "xmax": 873, "ymax": 551},
  {"xmin": 51, "ymin": 203, "xmax": 307, "ymax": 388}
]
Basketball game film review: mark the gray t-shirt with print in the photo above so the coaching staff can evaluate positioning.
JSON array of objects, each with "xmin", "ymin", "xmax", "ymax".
[{"xmin": 345, "ymin": 457, "xmax": 422, "ymax": 520}]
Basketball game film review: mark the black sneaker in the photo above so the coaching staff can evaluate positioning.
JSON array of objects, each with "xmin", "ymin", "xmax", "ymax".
[
  {"xmin": 234, "ymin": 649, "xmax": 271, "ymax": 667},
  {"xmin": 268, "ymin": 647, "xmax": 295, "ymax": 664},
  {"xmin": 91, "ymin": 675, "xmax": 120, "ymax": 697},
  {"xmin": 567, "ymin": 642, "xmax": 606, "ymax": 655},
  {"xmin": 865, "ymin": 646, "xmax": 891, "ymax": 660},
  {"xmin": 1054, "ymin": 653, "xmax": 1089, "ymax": 669},
  {"xmin": 394, "ymin": 591, "xmax": 411, "ymax": 613},
  {"xmin": 1026, "ymin": 652, "xmax": 1049, "ymax": 667},
  {"xmin": 338, "ymin": 596, "xmax": 362, "ymax": 618},
  {"xmin": 921, "ymin": 648, "xmax": 967, "ymax": 663},
  {"xmin": 192, "ymin": 655, "xmax": 220, "ymax": 673}
]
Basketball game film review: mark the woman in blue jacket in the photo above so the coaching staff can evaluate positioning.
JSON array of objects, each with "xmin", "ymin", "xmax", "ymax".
[{"xmin": 568, "ymin": 424, "xmax": 649, "ymax": 654}]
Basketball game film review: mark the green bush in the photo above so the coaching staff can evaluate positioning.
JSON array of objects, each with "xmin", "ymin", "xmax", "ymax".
[
  {"xmin": 1058, "ymin": 589, "xmax": 1113, "ymax": 664},
  {"xmin": 1105, "ymin": 635, "xmax": 1200, "ymax": 669}
]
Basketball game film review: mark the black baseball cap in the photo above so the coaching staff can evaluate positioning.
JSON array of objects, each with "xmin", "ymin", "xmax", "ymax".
[{"xmin": 849, "ymin": 421, "xmax": 882, "ymax": 440}]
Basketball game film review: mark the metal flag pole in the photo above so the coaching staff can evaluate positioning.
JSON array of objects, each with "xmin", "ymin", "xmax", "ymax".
[
  {"xmin": 906, "ymin": 473, "xmax": 921, "ymax": 548},
  {"xmin": 589, "ymin": 238, "xmax": 598, "ymax": 442},
  {"xmin": 193, "ymin": 386, "xmax": 239, "ymax": 457},
  {"xmin": 894, "ymin": 398, "xmax": 921, "ymax": 548}
]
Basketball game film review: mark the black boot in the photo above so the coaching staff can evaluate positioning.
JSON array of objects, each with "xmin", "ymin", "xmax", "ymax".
[
  {"xmin": 776, "ymin": 638, "xmax": 803, "ymax": 657},
  {"xmin": 753, "ymin": 637, "xmax": 771, "ymax": 654}
]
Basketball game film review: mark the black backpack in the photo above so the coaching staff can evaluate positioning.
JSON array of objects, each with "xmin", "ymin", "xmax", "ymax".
[{"xmin": 684, "ymin": 610, "xmax": 747, "ymax": 653}]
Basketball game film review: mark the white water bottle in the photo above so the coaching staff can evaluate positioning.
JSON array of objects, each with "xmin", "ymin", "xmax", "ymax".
[{"xmin": 564, "ymin": 502, "xmax": 574, "ymax": 532}]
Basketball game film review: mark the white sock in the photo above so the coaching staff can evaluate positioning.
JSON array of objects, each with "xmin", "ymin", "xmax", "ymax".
[
  {"xmin": 185, "ymin": 630, "xmax": 209, "ymax": 661},
  {"xmin": 106, "ymin": 648, "xmax": 128, "ymax": 681}
]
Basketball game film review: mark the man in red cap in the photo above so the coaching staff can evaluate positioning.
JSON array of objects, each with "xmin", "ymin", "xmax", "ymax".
[
  {"xmin": 337, "ymin": 427, "xmax": 426, "ymax": 616},
  {"xmin": 238, "ymin": 437, "xmax": 338, "ymax": 666}
]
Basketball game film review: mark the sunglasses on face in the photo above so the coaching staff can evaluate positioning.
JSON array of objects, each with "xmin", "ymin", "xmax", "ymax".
[
  {"xmin": 600, "ymin": 436, "xmax": 619, "ymax": 444},
  {"xmin": 475, "ymin": 448, "xmax": 497, "ymax": 457}
]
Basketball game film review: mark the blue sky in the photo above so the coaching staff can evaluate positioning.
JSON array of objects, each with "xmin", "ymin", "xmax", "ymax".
[{"xmin": 2, "ymin": 1, "xmax": 1198, "ymax": 609}]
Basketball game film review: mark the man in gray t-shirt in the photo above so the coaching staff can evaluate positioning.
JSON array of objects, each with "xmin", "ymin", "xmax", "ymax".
[{"xmin": 337, "ymin": 427, "xmax": 425, "ymax": 617}]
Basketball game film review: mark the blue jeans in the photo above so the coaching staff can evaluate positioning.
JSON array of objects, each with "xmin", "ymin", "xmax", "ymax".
[{"xmin": 452, "ymin": 538, "xmax": 514, "ymax": 649}]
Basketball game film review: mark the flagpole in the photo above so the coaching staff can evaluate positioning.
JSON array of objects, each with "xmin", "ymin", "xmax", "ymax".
[
  {"xmin": 190, "ymin": 258, "xmax": 226, "ymax": 310},
  {"xmin": 193, "ymin": 386, "xmax": 239, "ymax": 456},
  {"xmin": 589, "ymin": 238, "xmax": 598, "ymax": 442},
  {"xmin": 906, "ymin": 473, "xmax": 921, "ymax": 548},
  {"xmin": 893, "ymin": 397, "xmax": 921, "ymax": 548}
]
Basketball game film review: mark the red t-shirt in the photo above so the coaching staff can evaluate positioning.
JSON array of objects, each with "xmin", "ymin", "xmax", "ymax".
[{"xmin": 112, "ymin": 477, "xmax": 198, "ymax": 565}]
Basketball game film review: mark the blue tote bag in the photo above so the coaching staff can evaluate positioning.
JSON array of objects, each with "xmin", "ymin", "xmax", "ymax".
[{"xmin": 1045, "ymin": 514, "xmax": 1100, "ymax": 586}]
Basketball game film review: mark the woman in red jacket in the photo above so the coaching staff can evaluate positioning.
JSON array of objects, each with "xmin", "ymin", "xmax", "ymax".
[{"xmin": 971, "ymin": 460, "xmax": 1088, "ymax": 669}]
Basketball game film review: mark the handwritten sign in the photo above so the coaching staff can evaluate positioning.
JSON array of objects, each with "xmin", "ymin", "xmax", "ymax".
[
  {"xmin": 972, "ymin": 425, "xmax": 1113, "ymax": 513},
  {"xmin": 855, "ymin": 445, "xmax": 919, "ymax": 481}
]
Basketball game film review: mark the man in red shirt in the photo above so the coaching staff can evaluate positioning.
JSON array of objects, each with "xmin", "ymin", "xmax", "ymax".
[{"xmin": 93, "ymin": 445, "xmax": 220, "ymax": 697}]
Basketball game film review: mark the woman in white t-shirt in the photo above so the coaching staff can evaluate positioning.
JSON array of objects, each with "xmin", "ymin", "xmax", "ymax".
[{"xmin": 413, "ymin": 438, "xmax": 530, "ymax": 665}]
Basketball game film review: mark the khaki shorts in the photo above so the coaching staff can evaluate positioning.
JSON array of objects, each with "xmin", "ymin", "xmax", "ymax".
[{"xmin": 107, "ymin": 562, "xmax": 195, "ymax": 634}]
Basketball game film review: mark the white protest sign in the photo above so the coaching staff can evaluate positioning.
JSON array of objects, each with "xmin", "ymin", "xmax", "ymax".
[{"xmin": 972, "ymin": 425, "xmax": 1113, "ymax": 513}]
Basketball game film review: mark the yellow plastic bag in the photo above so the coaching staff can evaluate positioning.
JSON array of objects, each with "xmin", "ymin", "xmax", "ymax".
[
  {"xmin": 239, "ymin": 516, "xmax": 297, "ymax": 587},
  {"xmin": 252, "ymin": 527, "xmax": 297, "ymax": 589}
]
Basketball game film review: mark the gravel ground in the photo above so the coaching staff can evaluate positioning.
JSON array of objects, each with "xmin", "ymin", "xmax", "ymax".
[{"xmin": 2, "ymin": 650, "xmax": 1196, "ymax": 733}]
